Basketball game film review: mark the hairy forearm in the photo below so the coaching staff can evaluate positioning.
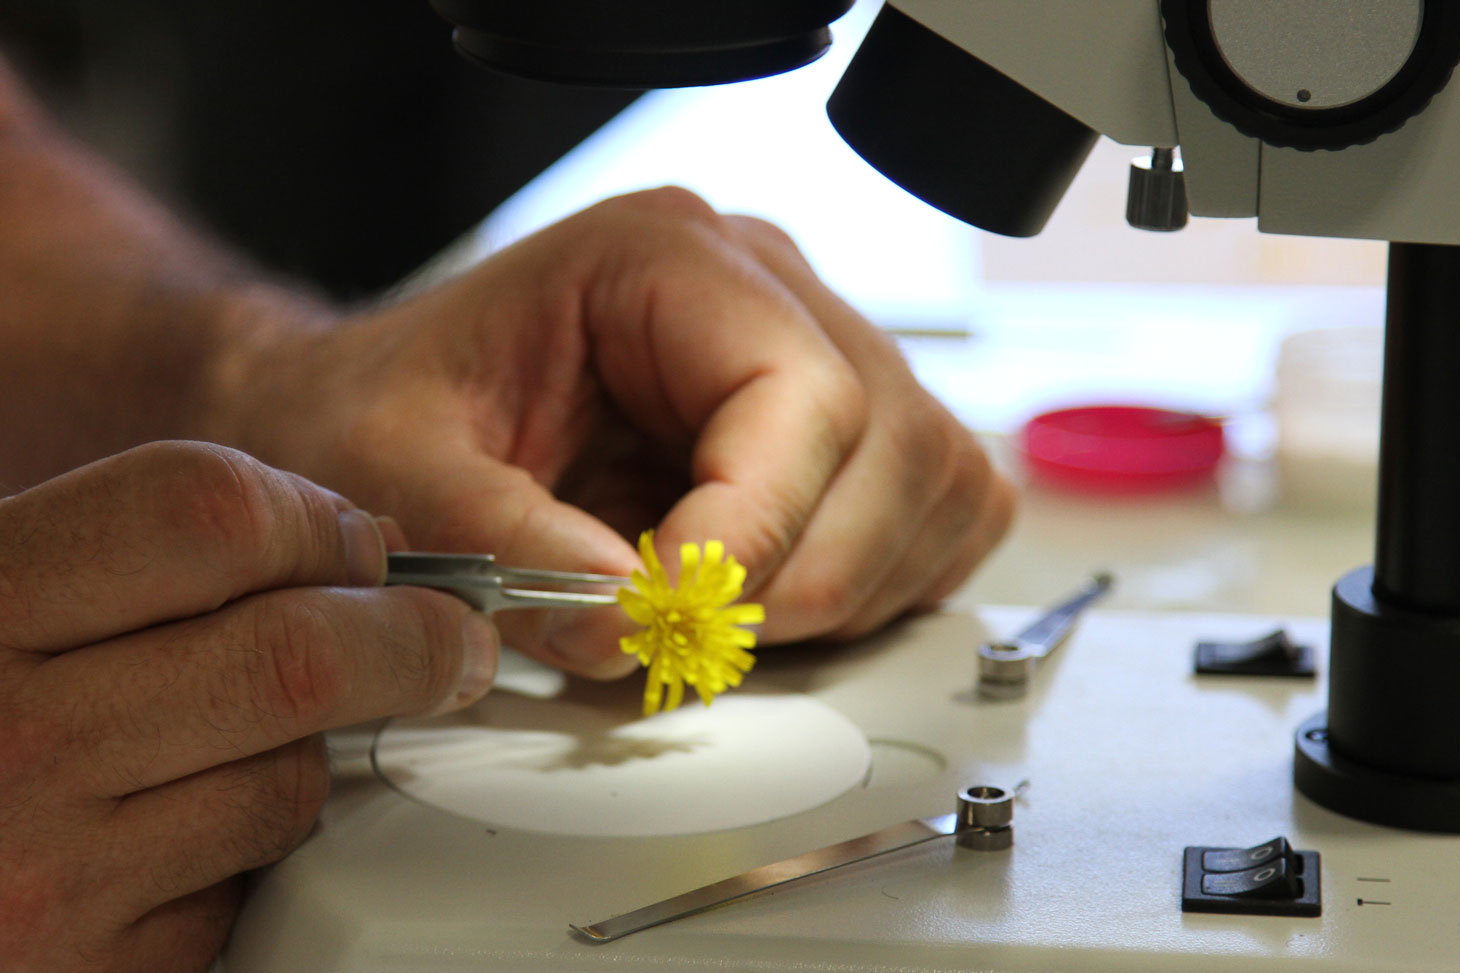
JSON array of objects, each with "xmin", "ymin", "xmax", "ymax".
[{"xmin": 0, "ymin": 58, "xmax": 334, "ymax": 491}]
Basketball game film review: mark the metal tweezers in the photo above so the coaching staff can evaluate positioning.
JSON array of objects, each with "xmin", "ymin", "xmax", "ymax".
[{"xmin": 385, "ymin": 552, "xmax": 627, "ymax": 613}]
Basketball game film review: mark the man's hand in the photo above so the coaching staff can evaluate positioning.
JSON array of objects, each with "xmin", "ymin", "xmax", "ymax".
[
  {"xmin": 0, "ymin": 442, "xmax": 497, "ymax": 972},
  {"xmin": 213, "ymin": 188, "xmax": 1015, "ymax": 678}
]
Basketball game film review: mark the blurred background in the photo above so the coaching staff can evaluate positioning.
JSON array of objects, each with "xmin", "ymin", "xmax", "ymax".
[{"xmin": 0, "ymin": 0, "xmax": 638, "ymax": 297}]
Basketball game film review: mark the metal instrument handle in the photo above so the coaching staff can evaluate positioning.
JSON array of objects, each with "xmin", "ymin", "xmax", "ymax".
[
  {"xmin": 385, "ymin": 552, "xmax": 625, "ymax": 613},
  {"xmin": 977, "ymin": 573, "xmax": 1113, "ymax": 698},
  {"xmin": 1012, "ymin": 571, "xmax": 1113, "ymax": 657}
]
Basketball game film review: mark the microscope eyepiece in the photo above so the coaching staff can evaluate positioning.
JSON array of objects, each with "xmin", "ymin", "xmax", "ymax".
[{"xmin": 826, "ymin": 5, "xmax": 1098, "ymax": 237}]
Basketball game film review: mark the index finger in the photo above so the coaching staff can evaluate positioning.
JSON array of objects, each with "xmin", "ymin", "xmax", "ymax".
[
  {"xmin": 35, "ymin": 582, "xmax": 494, "ymax": 796},
  {"xmin": 0, "ymin": 441, "xmax": 385, "ymax": 655}
]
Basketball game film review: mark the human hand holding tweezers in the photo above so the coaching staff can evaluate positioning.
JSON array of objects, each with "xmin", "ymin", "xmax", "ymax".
[{"xmin": 385, "ymin": 552, "xmax": 628, "ymax": 613}]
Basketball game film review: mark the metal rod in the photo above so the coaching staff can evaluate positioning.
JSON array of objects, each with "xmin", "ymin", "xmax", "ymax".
[{"xmin": 571, "ymin": 815, "xmax": 959, "ymax": 942}]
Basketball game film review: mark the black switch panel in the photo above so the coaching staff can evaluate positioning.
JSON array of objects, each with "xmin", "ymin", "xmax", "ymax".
[
  {"xmin": 1182, "ymin": 839, "xmax": 1321, "ymax": 917},
  {"xmin": 1194, "ymin": 629, "xmax": 1316, "ymax": 677}
]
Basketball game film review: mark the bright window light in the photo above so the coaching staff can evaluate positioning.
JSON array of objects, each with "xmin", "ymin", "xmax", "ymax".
[{"xmin": 476, "ymin": 0, "xmax": 982, "ymax": 332}]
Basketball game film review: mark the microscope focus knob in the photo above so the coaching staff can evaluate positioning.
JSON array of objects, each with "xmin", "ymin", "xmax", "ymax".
[
  {"xmin": 1126, "ymin": 148, "xmax": 1188, "ymax": 232},
  {"xmin": 1162, "ymin": 0, "xmax": 1460, "ymax": 150}
]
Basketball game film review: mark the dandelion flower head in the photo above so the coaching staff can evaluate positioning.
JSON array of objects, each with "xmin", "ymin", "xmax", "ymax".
[{"xmin": 617, "ymin": 530, "xmax": 765, "ymax": 716}]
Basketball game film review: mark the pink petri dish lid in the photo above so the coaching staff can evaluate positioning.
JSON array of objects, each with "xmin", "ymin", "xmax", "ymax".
[{"xmin": 1021, "ymin": 405, "xmax": 1225, "ymax": 493}]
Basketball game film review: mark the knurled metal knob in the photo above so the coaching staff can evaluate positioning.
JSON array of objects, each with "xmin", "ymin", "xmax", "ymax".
[{"xmin": 1127, "ymin": 148, "xmax": 1188, "ymax": 231}]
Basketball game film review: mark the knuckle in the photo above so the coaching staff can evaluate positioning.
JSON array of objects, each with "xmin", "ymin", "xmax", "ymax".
[
  {"xmin": 261, "ymin": 740, "xmax": 331, "ymax": 860},
  {"xmin": 218, "ymin": 741, "xmax": 331, "ymax": 870},
  {"xmin": 139, "ymin": 443, "xmax": 344, "ymax": 589},
  {"xmin": 948, "ymin": 434, "xmax": 1000, "ymax": 512},
  {"xmin": 887, "ymin": 407, "xmax": 953, "ymax": 480},
  {"xmin": 920, "ymin": 412, "xmax": 990, "ymax": 505},
  {"xmin": 377, "ymin": 586, "xmax": 465, "ymax": 709},
  {"xmin": 249, "ymin": 595, "xmax": 353, "ymax": 726},
  {"xmin": 922, "ymin": 475, "xmax": 1018, "ymax": 613},
  {"xmin": 934, "ymin": 432, "xmax": 979, "ymax": 504},
  {"xmin": 927, "ymin": 431, "xmax": 1014, "ymax": 556},
  {"xmin": 777, "ymin": 568, "xmax": 861, "ymax": 635},
  {"xmin": 728, "ymin": 214, "xmax": 803, "ymax": 256},
  {"xmin": 147, "ymin": 442, "xmax": 279, "ymax": 571},
  {"xmin": 609, "ymin": 185, "xmax": 723, "ymax": 228},
  {"xmin": 713, "ymin": 501, "xmax": 799, "ymax": 586},
  {"xmin": 950, "ymin": 452, "xmax": 987, "ymax": 507},
  {"xmin": 820, "ymin": 365, "xmax": 869, "ymax": 450},
  {"xmin": 982, "ymin": 471, "xmax": 1019, "ymax": 543}
]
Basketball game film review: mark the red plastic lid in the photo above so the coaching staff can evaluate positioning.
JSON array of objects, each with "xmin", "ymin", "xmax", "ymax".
[{"xmin": 1021, "ymin": 405, "xmax": 1224, "ymax": 493}]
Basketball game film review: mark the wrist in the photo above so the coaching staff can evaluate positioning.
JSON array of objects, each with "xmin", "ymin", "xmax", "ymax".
[{"xmin": 194, "ymin": 284, "xmax": 340, "ymax": 461}]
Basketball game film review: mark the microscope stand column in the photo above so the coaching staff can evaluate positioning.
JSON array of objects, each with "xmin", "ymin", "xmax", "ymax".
[{"xmin": 1295, "ymin": 241, "xmax": 1460, "ymax": 832}]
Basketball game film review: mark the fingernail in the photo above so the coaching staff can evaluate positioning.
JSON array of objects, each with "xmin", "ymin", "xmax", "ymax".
[
  {"xmin": 455, "ymin": 611, "xmax": 499, "ymax": 707},
  {"xmin": 338, "ymin": 509, "xmax": 387, "ymax": 586}
]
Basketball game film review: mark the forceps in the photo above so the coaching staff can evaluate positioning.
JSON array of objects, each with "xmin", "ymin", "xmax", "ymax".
[{"xmin": 385, "ymin": 552, "xmax": 628, "ymax": 613}]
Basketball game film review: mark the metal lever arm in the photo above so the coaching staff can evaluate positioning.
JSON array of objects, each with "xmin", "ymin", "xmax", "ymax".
[
  {"xmin": 571, "ymin": 815, "xmax": 957, "ymax": 943},
  {"xmin": 571, "ymin": 785, "xmax": 1014, "ymax": 943},
  {"xmin": 1011, "ymin": 572, "xmax": 1113, "ymax": 656}
]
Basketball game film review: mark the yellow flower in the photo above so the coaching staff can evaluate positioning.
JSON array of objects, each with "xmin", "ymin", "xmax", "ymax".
[{"xmin": 617, "ymin": 530, "xmax": 765, "ymax": 716}]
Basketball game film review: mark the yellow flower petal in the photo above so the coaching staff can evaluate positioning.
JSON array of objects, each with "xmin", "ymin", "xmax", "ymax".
[
  {"xmin": 617, "ymin": 530, "xmax": 764, "ymax": 715},
  {"xmin": 678, "ymin": 541, "xmax": 701, "ymax": 593},
  {"xmin": 616, "ymin": 588, "xmax": 657, "ymax": 626},
  {"xmin": 719, "ymin": 603, "xmax": 766, "ymax": 626},
  {"xmin": 638, "ymin": 531, "xmax": 666, "ymax": 582},
  {"xmin": 704, "ymin": 539, "xmax": 724, "ymax": 567},
  {"xmin": 663, "ymin": 675, "xmax": 685, "ymax": 714}
]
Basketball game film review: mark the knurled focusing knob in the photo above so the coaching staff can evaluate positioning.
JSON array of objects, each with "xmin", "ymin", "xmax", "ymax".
[
  {"xmin": 1127, "ymin": 148, "xmax": 1188, "ymax": 231},
  {"xmin": 1162, "ymin": 0, "xmax": 1460, "ymax": 150}
]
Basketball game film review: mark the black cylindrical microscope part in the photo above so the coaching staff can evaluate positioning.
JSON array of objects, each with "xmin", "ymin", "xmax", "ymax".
[
  {"xmin": 1296, "ymin": 242, "xmax": 1460, "ymax": 832},
  {"xmin": 1373, "ymin": 243, "xmax": 1460, "ymax": 611},
  {"xmin": 430, "ymin": 0, "xmax": 853, "ymax": 87},
  {"xmin": 827, "ymin": 4, "xmax": 1097, "ymax": 238}
]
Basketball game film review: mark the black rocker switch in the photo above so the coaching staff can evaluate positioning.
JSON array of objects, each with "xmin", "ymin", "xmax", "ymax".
[
  {"xmin": 1201, "ymin": 857, "xmax": 1301, "ymax": 899},
  {"xmin": 1182, "ymin": 837, "xmax": 1321, "ymax": 917},
  {"xmin": 1201, "ymin": 836, "xmax": 1291, "ymax": 873},
  {"xmin": 1194, "ymin": 629, "xmax": 1315, "ymax": 677}
]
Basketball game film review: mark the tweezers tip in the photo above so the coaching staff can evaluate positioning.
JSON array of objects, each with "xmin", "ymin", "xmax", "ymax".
[{"xmin": 568, "ymin": 923, "xmax": 611, "ymax": 943}]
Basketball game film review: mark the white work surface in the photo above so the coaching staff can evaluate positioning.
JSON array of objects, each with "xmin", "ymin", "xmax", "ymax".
[{"xmin": 220, "ymin": 456, "xmax": 1460, "ymax": 971}]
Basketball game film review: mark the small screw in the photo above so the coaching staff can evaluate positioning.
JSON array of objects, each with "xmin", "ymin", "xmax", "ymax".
[{"xmin": 1297, "ymin": 88, "xmax": 1313, "ymax": 103}]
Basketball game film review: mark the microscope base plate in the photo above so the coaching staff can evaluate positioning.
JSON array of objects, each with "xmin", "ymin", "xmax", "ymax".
[{"xmin": 222, "ymin": 609, "xmax": 1459, "ymax": 972}]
